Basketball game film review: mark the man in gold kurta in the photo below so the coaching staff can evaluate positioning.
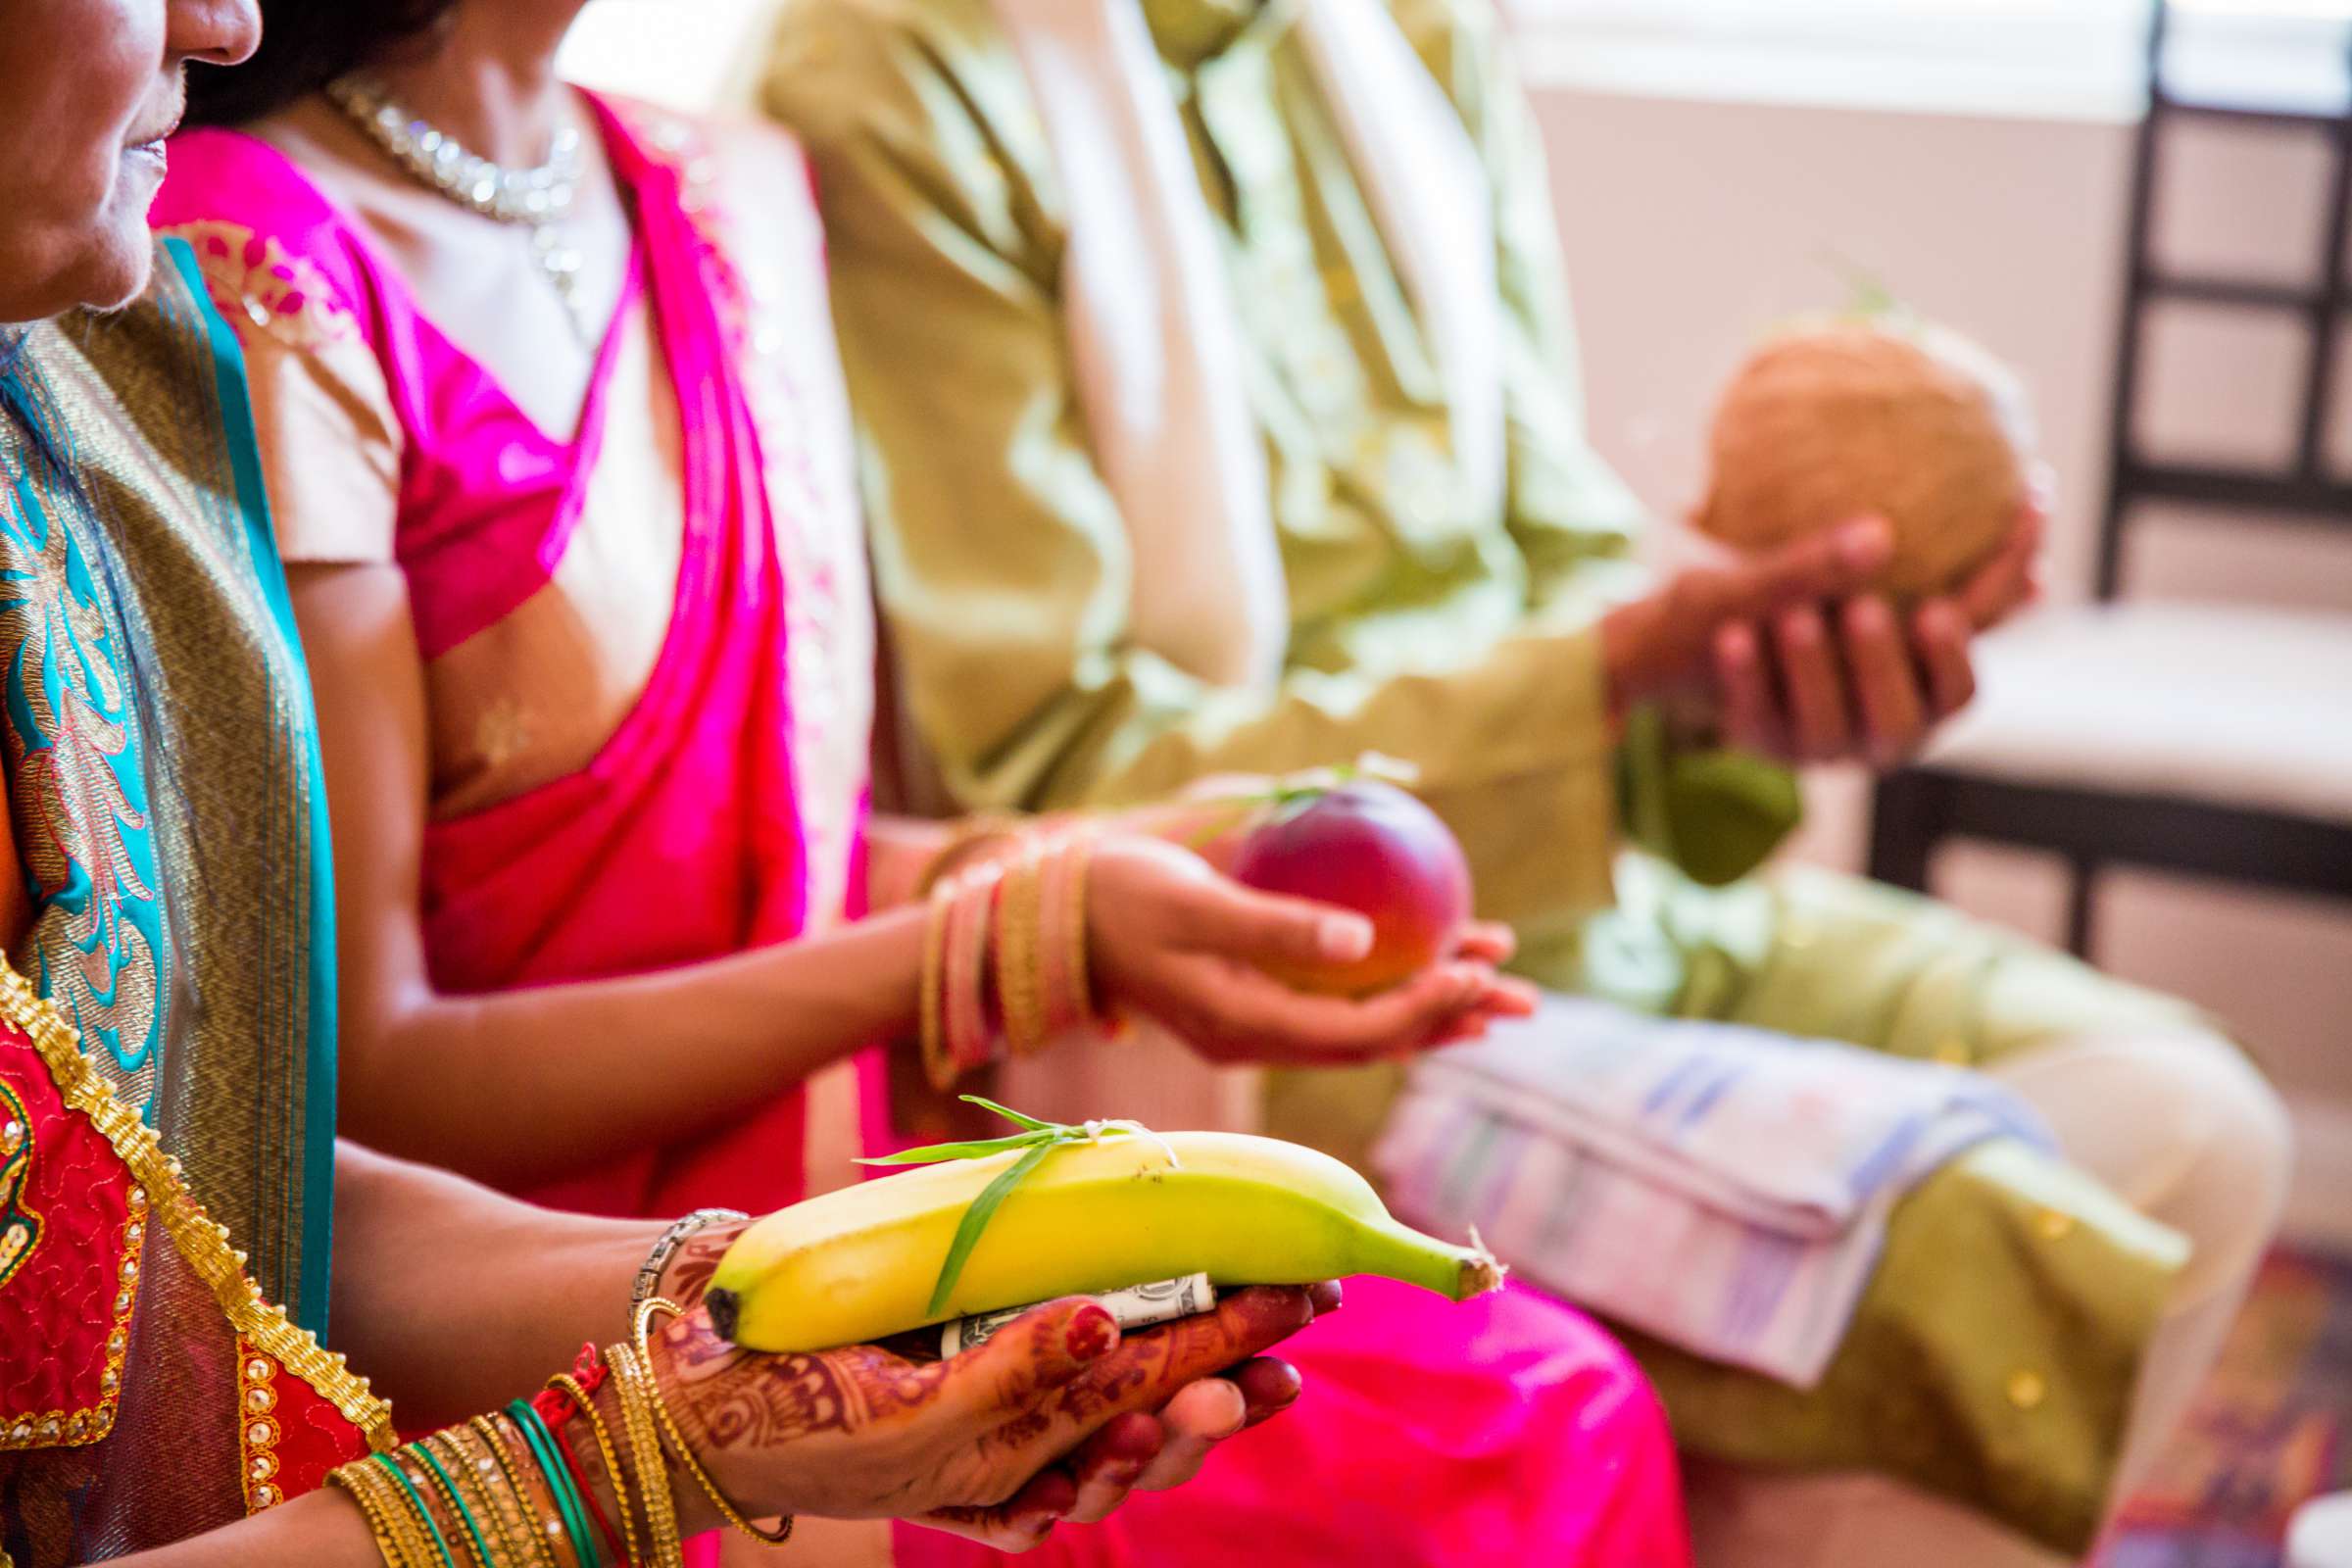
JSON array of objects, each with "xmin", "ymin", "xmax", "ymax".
[{"xmin": 759, "ymin": 0, "xmax": 2292, "ymax": 1558}]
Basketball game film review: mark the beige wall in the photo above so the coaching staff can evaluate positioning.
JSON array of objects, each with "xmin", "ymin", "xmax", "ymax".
[{"xmin": 1531, "ymin": 82, "xmax": 2352, "ymax": 1238}]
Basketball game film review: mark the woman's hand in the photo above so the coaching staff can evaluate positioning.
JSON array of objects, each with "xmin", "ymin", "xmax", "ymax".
[
  {"xmin": 1110, "ymin": 774, "xmax": 1280, "ymax": 872},
  {"xmin": 1085, "ymin": 835, "xmax": 1537, "ymax": 1066},
  {"xmin": 658, "ymin": 1283, "xmax": 1334, "ymax": 1550}
]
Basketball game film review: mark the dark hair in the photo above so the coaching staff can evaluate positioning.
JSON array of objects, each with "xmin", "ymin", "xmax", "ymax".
[{"xmin": 182, "ymin": 2, "xmax": 462, "ymax": 129}]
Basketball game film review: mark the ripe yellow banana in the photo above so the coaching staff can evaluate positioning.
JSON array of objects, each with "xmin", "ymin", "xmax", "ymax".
[{"xmin": 705, "ymin": 1130, "xmax": 1500, "ymax": 1352}]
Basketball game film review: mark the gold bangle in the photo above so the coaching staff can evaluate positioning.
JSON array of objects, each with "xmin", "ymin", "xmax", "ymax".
[
  {"xmin": 919, "ymin": 872, "xmax": 955, "ymax": 1091},
  {"xmin": 328, "ymin": 1460, "xmax": 411, "ymax": 1566},
  {"xmin": 913, "ymin": 811, "xmax": 1030, "ymax": 898},
  {"xmin": 1047, "ymin": 833, "xmax": 1097, "ymax": 1033},
  {"xmin": 632, "ymin": 1297, "xmax": 796, "ymax": 1547},
  {"xmin": 608, "ymin": 1341, "xmax": 686, "ymax": 1568},
  {"xmin": 547, "ymin": 1373, "xmax": 642, "ymax": 1568},
  {"xmin": 332, "ymin": 1456, "xmax": 436, "ymax": 1568},
  {"xmin": 442, "ymin": 1422, "xmax": 541, "ymax": 1568},
  {"xmin": 993, "ymin": 847, "xmax": 1050, "ymax": 1057},
  {"xmin": 369, "ymin": 1457, "xmax": 446, "ymax": 1568},
  {"xmin": 470, "ymin": 1414, "xmax": 564, "ymax": 1568},
  {"xmin": 406, "ymin": 1439, "xmax": 492, "ymax": 1568}
]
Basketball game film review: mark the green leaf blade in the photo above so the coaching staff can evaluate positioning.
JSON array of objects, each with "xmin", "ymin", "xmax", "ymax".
[
  {"xmin": 855, "ymin": 1131, "xmax": 1052, "ymax": 1167},
  {"xmin": 927, "ymin": 1138, "xmax": 1060, "ymax": 1319},
  {"xmin": 956, "ymin": 1095, "xmax": 1063, "ymax": 1134}
]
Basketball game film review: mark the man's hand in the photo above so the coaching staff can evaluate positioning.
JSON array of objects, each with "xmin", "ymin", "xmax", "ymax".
[
  {"xmin": 1709, "ymin": 502, "xmax": 2041, "ymax": 764},
  {"xmin": 1603, "ymin": 497, "xmax": 2043, "ymax": 768}
]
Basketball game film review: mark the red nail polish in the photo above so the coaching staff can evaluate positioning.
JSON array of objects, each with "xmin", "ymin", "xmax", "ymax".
[{"xmin": 1065, "ymin": 1303, "xmax": 1117, "ymax": 1362}]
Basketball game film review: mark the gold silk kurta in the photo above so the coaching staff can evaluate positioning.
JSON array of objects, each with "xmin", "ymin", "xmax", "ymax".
[
  {"xmin": 764, "ymin": 0, "xmax": 2205, "ymax": 1547},
  {"xmin": 766, "ymin": 0, "xmax": 1752, "ymax": 961}
]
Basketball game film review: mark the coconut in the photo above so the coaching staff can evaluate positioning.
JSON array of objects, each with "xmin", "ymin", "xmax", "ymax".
[{"xmin": 1695, "ymin": 316, "xmax": 2035, "ymax": 600}]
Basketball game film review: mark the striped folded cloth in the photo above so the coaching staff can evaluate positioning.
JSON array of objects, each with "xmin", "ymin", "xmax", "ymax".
[{"xmin": 1371, "ymin": 996, "xmax": 2053, "ymax": 1388}]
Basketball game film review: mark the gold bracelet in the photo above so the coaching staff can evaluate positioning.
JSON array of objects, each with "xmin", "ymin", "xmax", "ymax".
[
  {"xmin": 328, "ymin": 1460, "xmax": 411, "ymax": 1566},
  {"xmin": 633, "ymin": 1298, "xmax": 795, "ymax": 1547},
  {"xmin": 993, "ymin": 846, "xmax": 1051, "ymax": 1056},
  {"xmin": 369, "ymin": 1457, "xmax": 448, "ymax": 1568},
  {"xmin": 919, "ymin": 871, "xmax": 955, "ymax": 1091},
  {"xmin": 913, "ymin": 811, "xmax": 1030, "ymax": 898},
  {"xmin": 547, "ymin": 1373, "xmax": 642, "ymax": 1568},
  {"xmin": 406, "ymin": 1439, "xmax": 492, "ymax": 1568},
  {"xmin": 608, "ymin": 1341, "xmax": 687, "ymax": 1568},
  {"xmin": 1040, "ymin": 832, "xmax": 1096, "ymax": 1034},
  {"xmin": 442, "ymin": 1422, "xmax": 542, "ymax": 1568},
  {"xmin": 470, "ymin": 1415, "xmax": 564, "ymax": 1568},
  {"xmin": 332, "ymin": 1456, "xmax": 437, "ymax": 1568},
  {"xmin": 411, "ymin": 1437, "xmax": 489, "ymax": 1568}
]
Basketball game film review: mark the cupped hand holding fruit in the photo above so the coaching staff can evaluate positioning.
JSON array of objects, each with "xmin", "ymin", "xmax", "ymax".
[
  {"xmin": 1084, "ymin": 830, "xmax": 1533, "ymax": 1066},
  {"xmin": 1613, "ymin": 308, "xmax": 2050, "ymax": 765},
  {"xmin": 652, "ymin": 1283, "xmax": 1330, "ymax": 1549},
  {"xmin": 1603, "ymin": 498, "xmax": 2040, "ymax": 766},
  {"xmin": 1706, "ymin": 495, "xmax": 2041, "ymax": 764}
]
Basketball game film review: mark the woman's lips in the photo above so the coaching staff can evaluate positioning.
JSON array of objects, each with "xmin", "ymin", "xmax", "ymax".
[{"xmin": 123, "ymin": 139, "xmax": 169, "ymax": 172}]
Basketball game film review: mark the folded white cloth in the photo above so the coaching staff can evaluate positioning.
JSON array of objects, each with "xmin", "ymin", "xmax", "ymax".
[{"xmin": 1372, "ymin": 996, "xmax": 2055, "ymax": 1388}]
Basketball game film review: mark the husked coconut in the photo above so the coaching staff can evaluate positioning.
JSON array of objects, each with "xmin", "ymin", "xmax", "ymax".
[{"xmin": 1695, "ymin": 317, "xmax": 2034, "ymax": 599}]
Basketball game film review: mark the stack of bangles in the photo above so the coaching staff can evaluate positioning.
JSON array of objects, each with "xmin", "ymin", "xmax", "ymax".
[
  {"xmin": 329, "ymin": 1298, "xmax": 779, "ymax": 1567},
  {"xmin": 919, "ymin": 822, "xmax": 1100, "ymax": 1092}
]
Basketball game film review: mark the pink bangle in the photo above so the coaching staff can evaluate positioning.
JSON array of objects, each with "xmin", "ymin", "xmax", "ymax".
[{"xmin": 943, "ymin": 864, "xmax": 1004, "ymax": 1079}]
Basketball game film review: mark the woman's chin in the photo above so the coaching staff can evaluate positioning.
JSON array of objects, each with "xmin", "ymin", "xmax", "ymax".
[
  {"xmin": 0, "ymin": 238, "xmax": 148, "ymax": 325},
  {"xmin": 78, "ymin": 231, "xmax": 156, "ymax": 314},
  {"xmin": 76, "ymin": 174, "xmax": 166, "ymax": 313},
  {"xmin": 58, "ymin": 231, "xmax": 156, "ymax": 317}
]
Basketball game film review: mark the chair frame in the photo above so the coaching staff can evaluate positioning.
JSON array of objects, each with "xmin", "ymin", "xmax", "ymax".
[{"xmin": 1866, "ymin": 1, "xmax": 2352, "ymax": 956}]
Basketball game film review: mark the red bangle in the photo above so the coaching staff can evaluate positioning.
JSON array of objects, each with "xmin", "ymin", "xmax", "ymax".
[{"xmin": 538, "ymin": 1383, "xmax": 630, "ymax": 1566}]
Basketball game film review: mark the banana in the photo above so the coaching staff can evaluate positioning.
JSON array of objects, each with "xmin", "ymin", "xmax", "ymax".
[{"xmin": 705, "ymin": 1130, "xmax": 1501, "ymax": 1351}]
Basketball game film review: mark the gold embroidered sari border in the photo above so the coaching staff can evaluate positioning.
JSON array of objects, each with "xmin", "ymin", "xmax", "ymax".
[{"xmin": 0, "ymin": 963, "xmax": 395, "ymax": 1449}]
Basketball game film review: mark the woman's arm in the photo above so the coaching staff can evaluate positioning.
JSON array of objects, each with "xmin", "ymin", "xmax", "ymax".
[
  {"xmin": 293, "ymin": 561, "xmax": 931, "ymax": 1189},
  {"xmin": 300, "ymin": 558, "xmax": 1528, "ymax": 1188},
  {"xmin": 101, "ymin": 1142, "xmax": 1319, "ymax": 1562},
  {"xmin": 325, "ymin": 1140, "xmax": 665, "ymax": 1424}
]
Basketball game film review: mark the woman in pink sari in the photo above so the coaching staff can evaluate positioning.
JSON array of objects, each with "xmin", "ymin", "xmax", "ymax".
[{"xmin": 153, "ymin": 3, "xmax": 1691, "ymax": 1565}]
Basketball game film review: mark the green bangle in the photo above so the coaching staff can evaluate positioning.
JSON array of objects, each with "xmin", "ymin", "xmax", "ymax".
[
  {"xmin": 507, "ymin": 1400, "xmax": 604, "ymax": 1568},
  {"xmin": 415, "ymin": 1440, "xmax": 496, "ymax": 1568},
  {"xmin": 373, "ymin": 1451, "xmax": 462, "ymax": 1568}
]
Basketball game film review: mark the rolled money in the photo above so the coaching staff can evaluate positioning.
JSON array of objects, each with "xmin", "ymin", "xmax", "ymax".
[{"xmin": 940, "ymin": 1274, "xmax": 1217, "ymax": 1357}]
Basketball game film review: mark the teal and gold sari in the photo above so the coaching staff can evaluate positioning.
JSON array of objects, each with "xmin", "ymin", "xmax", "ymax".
[{"xmin": 0, "ymin": 239, "xmax": 382, "ymax": 1565}]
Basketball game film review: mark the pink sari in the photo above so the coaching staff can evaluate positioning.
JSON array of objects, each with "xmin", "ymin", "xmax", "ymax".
[
  {"xmin": 156, "ymin": 102, "xmax": 888, "ymax": 1223},
  {"xmin": 154, "ymin": 99, "xmax": 1690, "ymax": 1568}
]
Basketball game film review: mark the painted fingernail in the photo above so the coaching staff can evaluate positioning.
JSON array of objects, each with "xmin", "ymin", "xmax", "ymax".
[
  {"xmin": 1319, "ymin": 913, "xmax": 1374, "ymax": 960},
  {"xmin": 1065, "ymin": 1303, "xmax": 1117, "ymax": 1362}
]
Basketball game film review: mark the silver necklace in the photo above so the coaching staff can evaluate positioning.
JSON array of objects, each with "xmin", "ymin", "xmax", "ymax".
[{"xmin": 327, "ymin": 76, "xmax": 595, "ymax": 344}]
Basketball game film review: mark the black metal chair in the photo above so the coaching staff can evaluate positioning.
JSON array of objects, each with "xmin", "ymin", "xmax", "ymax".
[{"xmin": 1867, "ymin": 1, "xmax": 2352, "ymax": 956}]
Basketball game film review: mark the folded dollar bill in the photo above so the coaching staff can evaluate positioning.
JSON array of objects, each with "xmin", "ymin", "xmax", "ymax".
[{"xmin": 940, "ymin": 1274, "xmax": 1217, "ymax": 1357}]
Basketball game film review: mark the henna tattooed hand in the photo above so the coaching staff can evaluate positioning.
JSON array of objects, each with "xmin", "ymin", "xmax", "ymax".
[
  {"xmin": 656, "ymin": 1220, "xmax": 749, "ymax": 1309},
  {"xmin": 649, "ymin": 1281, "xmax": 1337, "ymax": 1550}
]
